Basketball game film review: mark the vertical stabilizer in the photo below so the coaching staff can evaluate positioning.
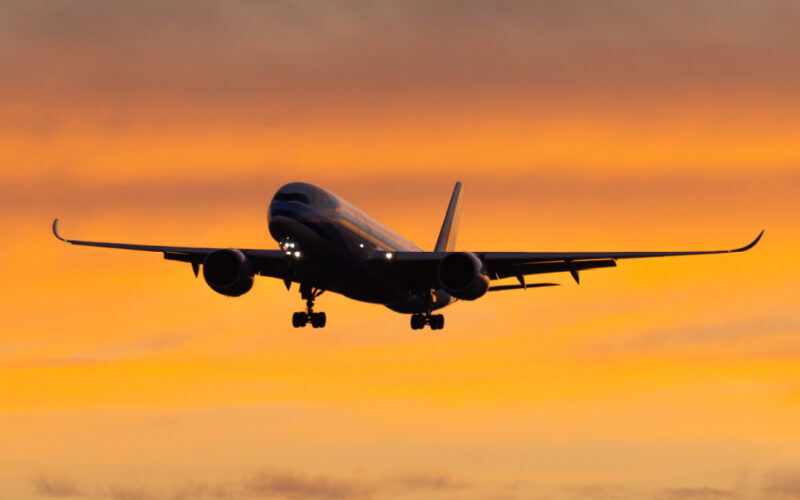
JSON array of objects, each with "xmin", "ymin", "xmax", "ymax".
[{"xmin": 434, "ymin": 182, "xmax": 463, "ymax": 252}]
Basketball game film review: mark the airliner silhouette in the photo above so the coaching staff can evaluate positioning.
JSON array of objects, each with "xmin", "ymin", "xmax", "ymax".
[{"xmin": 53, "ymin": 182, "xmax": 762, "ymax": 330}]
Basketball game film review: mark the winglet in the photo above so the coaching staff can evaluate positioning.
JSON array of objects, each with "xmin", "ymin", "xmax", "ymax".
[
  {"xmin": 52, "ymin": 218, "xmax": 69, "ymax": 242},
  {"xmin": 434, "ymin": 182, "xmax": 463, "ymax": 252},
  {"xmin": 730, "ymin": 230, "xmax": 764, "ymax": 253}
]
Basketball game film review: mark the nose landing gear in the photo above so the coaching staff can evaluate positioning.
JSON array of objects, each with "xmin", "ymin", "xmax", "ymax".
[{"xmin": 292, "ymin": 284, "xmax": 326, "ymax": 328}]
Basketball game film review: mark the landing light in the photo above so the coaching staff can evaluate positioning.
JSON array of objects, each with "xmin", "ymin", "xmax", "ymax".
[
  {"xmin": 294, "ymin": 251, "xmax": 301, "ymax": 258},
  {"xmin": 359, "ymin": 243, "xmax": 365, "ymax": 248},
  {"xmin": 385, "ymin": 252, "xmax": 393, "ymax": 260},
  {"xmin": 285, "ymin": 251, "xmax": 292, "ymax": 256}
]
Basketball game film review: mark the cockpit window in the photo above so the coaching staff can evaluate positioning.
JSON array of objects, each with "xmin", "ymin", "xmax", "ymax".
[{"xmin": 274, "ymin": 192, "xmax": 311, "ymax": 204}]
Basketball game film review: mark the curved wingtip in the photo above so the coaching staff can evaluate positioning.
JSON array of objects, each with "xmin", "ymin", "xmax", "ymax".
[
  {"xmin": 52, "ymin": 218, "xmax": 68, "ymax": 242},
  {"xmin": 732, "ymin": 230, "xmax": 764, "ymax": 252}
]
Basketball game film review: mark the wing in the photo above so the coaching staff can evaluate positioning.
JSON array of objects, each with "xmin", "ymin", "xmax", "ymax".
[
  {"xmin": 371, "ymin": 231, "xmax": 764, "ymax": 289},
  {"xmin": 52, "ymin": 218, "xmax": 290, "ymax": 281},
  {"xmin": 480, "ymin": 230, "xmax": 763, "ymax": 283}
]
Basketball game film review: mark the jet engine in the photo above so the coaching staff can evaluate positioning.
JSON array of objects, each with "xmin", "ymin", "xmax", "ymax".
[
  {"xmin": 202, "ymin": 249, "xmax": 254, "ymax": 297},
  {"xmin": 437, "ymin": 252, "xmax": 490, "ymax": 300}
]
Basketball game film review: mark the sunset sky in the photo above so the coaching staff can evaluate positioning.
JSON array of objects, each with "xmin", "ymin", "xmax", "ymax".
[{"xmin": 2, "ymin": 1, "xmax": 799, "ymax": 498}]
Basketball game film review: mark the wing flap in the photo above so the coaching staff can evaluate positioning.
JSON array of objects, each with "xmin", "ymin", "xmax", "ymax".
[
  {"xmin": 491, "ymin": 258, "xmax": 617, "ymax": 280},
  {"xmin": 488, "ymin": 282, "xmax": 559, "ymax": 292}
]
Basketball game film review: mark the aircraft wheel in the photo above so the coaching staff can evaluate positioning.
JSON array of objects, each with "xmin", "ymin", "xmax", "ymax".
[
  {"xmin": 311, "ymin": 312, "xmax": 326, "ymax": 328},
  {"xmin": 431, "ymin": 314, "xmax": 444, "ymax": 330},
  {"xmin": 410, "ymin": 314, "xmax": 424, "ymax": 330},
  {"xmin": 292, "ymin": 312, "xmax": 308, "ymax": 328}
]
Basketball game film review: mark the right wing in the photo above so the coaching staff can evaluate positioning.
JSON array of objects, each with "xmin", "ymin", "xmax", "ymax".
[
  {"xmin": 370, "ymin": 231, "xmax": 764, "ymax": 289},
  {"xmin": 52, "ymin": 218, "xmax": 291, "ymax": 280},
  {"xmin": 481, "ymin": 230, "xmax": 763, "ymax": 283}
]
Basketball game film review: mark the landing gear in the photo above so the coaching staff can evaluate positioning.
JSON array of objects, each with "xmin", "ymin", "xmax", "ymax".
[
  {"xmin": 410, "ymin": 313, "xmax": 444, "ymax": 330},
  {"xmin": 410, "ymin": 290, "xmax": 445, "ymax": 330},
  {"xmin": 292, "ymin": 284, "xmax": 326, "ymax": 328},
  {"xmin": 292, "ymin": 311, "xmax": 308, "ymax": 328},
  {"xmin": 292, "ymin": 311, "xmax": 326, "ymax": 328},
  {"xmin": 310, "ymin": 312, "xmax": 326, "ymax": 328},
  {"xmin": 411, "ymin": 314, "xmax": 444, "ymax": 330}
]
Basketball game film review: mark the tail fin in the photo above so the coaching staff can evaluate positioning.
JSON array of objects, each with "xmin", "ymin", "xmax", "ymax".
[{"xmin": 434, "ymin": 182, "xmax": 463, "ymax": 252}]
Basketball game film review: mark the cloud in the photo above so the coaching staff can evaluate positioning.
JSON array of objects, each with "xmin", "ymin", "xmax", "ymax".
[
  {"xmin": 563, "ymin": 483, "xmax": 633, "ymax": 499},
  {"xmin": 3, "ymin": 0, "xmax": 800, "ymax": 132},
  {"xmin": 243, "ymin": 470, "xmax": 364, "ymax": 499},
  {"xmin": 31, "ymin": 475, "xmax": 84, "ymax": 497},
  {"xmin": 380, "ymin": 473, "xmax": 470, "ymax": 493},
  {"xmin": 5, "ymin": 168, "xmax": 796, "ymax": 218},
  {"xmin": 171, "ymin": 481, "xmax": 236, "ymax": 500},
  {"xmin": 242, "ymin": 470, "xmax": 469, "ymax": 499},
  {"xmin": 583, "ymin": 308, "xmax": 800, "ymax": 358},
  {"xmin": 105, "ymin": 485, "xmax": 154, "ymax": 500},
  {"xmin": 31, "ymin": 470, "xmax": 469, "ymax": 500},
  {"xmin": 655, "ymin": 487, "xmax": 735, "ymax": 500},
  {"xmin": 31, "ymin": 469, "xmax": 800, "ymax": 500},
  {"xmin": 0, "ymin": 330, "xmax": 199, "ymax": 369},
  {"xmin": 763, "ymin": 470, "xmax": 800, "ymax": 498}
]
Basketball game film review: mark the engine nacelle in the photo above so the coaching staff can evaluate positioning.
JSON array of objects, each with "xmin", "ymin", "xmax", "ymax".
[
  {"xmin": 202, "ymin": 249, "xmax": 254, "ymax": 297},
  {"xmin": 437, "ymin": 252, "xmax": 490, "ymax": 300}
]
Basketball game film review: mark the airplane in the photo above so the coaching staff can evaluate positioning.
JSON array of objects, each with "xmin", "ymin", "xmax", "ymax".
[{"xmin": 52, "ymin": 181, "xmax": 763, "ymax": 330}]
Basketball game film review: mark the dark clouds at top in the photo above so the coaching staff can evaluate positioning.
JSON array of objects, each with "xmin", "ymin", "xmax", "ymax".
[{"xmin": 3, "ymin": 0, "xmax": 800, "ymax": 130}]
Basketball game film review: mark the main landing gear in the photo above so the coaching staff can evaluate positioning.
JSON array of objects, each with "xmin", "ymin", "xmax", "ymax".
[
  {"xmin": 292, "ymin": 284, "xmax": 326, "ymax": 328},
  {"xmin": 410, "ymin": 313, "xmax": 444, "ymax": 330},
  {"xmin": 410, "ymin": 290, "xmax": 445, "ymax": 330}
]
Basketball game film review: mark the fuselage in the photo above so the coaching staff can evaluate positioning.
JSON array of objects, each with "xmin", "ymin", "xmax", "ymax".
[{"xmin": 267, "ymin": 182, "xmax": 452, "ymax": 313}]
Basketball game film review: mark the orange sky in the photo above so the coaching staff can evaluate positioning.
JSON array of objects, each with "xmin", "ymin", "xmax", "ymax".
[{"xmin": 2, "ymin": 1, "xmax": 800, "ymax": 499}]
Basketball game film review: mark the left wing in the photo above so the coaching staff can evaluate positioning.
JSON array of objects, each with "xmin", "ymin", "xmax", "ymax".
[
  {"xmin": 371, "ymin": 231, "xmax": 764, "ymax": 288},
  {"xmin": 52, "ymin": 218, "xmax": 290, "ymax": 280}
]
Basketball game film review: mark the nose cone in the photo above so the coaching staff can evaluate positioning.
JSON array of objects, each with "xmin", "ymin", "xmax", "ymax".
[
  {"xmin": 269, "ymin": 182, "xmax": 314, "ymax": 220},
  {"xmin": 269, "ymin": 182, "xmax": 339, "ymax": 214},
  {"xmin": 268, "ymin": 182, "xmax": 334, "ymax": 241},
  {"xmin": 267, "ymin": 183, "xmax": 337, "ymax": 247},
  {"xmin": 273, "ymin": 182, "xmax": 322, "ymax": 200}
]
